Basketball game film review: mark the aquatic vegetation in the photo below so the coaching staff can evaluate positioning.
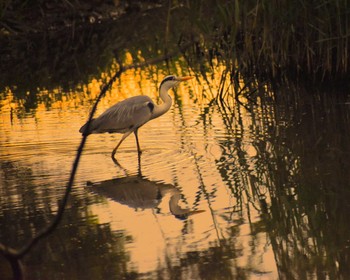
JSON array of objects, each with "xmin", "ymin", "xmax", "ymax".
[
  {"xmin": 2, "ymin": 1, "xmax": 350, "ymax": 279},
  {"xmin": 180, "ymin": 0, "xmax": 350, "ymax": 82},
  {"xmin": 1, "ymin": 0, "xmax": 349, "ymax": 90}
]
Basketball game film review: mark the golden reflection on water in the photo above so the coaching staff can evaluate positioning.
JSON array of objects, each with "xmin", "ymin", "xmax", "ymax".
[{"xmin": 0, "ymin": 61, "xmax": 278, "ymax": 278}]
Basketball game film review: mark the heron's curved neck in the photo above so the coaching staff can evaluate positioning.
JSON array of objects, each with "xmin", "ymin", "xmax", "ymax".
[{"xmin": 152, "ymin": 85, "xmax": 173, "ymax": 119}]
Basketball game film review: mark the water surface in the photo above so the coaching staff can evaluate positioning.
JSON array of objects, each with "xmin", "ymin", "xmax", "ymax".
[{"xmin": 1, "ymin": 65, "xmax": 350, "ymax": 279}]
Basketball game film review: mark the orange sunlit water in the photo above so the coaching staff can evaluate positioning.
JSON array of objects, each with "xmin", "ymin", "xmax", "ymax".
[{"xmin": 0, "ymin": 60, "xmax": 278, "ymax": 278}]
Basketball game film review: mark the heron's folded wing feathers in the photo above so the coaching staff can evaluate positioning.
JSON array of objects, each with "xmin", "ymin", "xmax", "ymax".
[{"xmin": 90, "ymin": 96, "xmax": 154, "ymax": 133}]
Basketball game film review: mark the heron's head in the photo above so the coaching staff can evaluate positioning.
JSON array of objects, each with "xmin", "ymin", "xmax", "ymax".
[{"xmin": 159, "ymin": 75, "xmax": 193, "ymax": 91}]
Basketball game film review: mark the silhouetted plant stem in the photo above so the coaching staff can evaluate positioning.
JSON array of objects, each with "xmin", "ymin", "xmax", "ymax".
[{"xmin": 0, "ymin": 44, "xmax": 192, "ymax": 280}]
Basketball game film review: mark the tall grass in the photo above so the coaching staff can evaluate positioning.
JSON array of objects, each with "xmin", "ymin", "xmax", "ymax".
[
  {"xmin": 1, "ymin": 0, "xmax": 349, "ymax": 88},
  {"xmin": 181, "ymin": 0, "xmax": 350, "ymax": 82}
]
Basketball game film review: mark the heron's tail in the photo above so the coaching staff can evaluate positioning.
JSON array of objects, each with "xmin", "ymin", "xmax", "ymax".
[{"xmin": 79, "ymin": 119, "xmax": 96, "ymax": 136}]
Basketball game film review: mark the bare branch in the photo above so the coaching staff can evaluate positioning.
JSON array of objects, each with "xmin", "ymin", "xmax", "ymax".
[{"xmin": 0, "ymin": 44, "xmax": 192, "ymax": 279}]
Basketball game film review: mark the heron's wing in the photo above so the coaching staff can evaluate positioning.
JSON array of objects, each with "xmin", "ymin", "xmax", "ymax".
[{"xmin": 88, "ymin": 95, "xmax": 155, "ymax": 134}]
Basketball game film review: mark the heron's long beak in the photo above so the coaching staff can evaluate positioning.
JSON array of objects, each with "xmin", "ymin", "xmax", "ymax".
[{"xmin": 177, "ymin": 76, "xmax": 194, "ymax": 81}]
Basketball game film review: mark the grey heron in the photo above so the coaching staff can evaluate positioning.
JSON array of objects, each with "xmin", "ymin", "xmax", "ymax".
[
  {"xmin": 87, "ymin": 175, "xmax": 204, "ymax": 219},
  {"xmin": 79, "ymin": 75, "xmax": 193, "ymax": 158}
]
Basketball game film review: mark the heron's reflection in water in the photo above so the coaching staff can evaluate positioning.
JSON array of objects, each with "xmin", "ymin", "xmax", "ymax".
[{"xmin": 87, "ymin": 175, "xmax": 204, "ymax": 220}]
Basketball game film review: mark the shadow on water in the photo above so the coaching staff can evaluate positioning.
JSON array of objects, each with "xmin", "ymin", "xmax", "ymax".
[
  {"xmin": 1, "ymin": 1, "xmax": 350, "ymax": 279},
  {"xmin": 86, "ymin": 175, "xmax": 205, "ymax": 220},
  {"xmin": 0, "ymin": 159, "xmax": 135, "ymax": 279},
  {"xmin": 213, "ymin": 80, "xmax": 350, "ymax": 279},
  {"xmin": 2, "ymin": 70, "xmax": 350, "ymax": 278},
  {"xmin": 265, "ymin": 89, "xmax": 350, "ymax": 279}
]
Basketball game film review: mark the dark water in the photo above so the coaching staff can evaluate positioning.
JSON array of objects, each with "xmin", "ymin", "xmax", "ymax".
[
  {"xmin": 1, "ymin": 65, "xmax": 350, "ymax": 279},
  {"xmin": 1, "ymin": 16, "xmax": 350, "ymax": 277}
]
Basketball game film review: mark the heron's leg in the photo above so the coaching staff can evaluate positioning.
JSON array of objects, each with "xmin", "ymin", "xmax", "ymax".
[
  {"xmin": 111, "ymin": 131, "xmax": 132, "ymax": 159},
  {"xmin": 137, "ymin": 148, "xmax": 142, "ymax": 176},
  {"xmin": 111, "ymin": 156, "xmax": 129, "ymax": 176},
  {"xmin": 134, "ymin": 129, "xmax": 142, "ymax": 155}
]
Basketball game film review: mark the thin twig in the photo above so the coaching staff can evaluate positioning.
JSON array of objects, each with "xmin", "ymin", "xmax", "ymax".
[
  {"xmin": 15, "ymin": 67, "xmax": 124, "ymax": 259},
  {"xmin": 0, "ymin": 44, "xmax": 192, "ymax": 279}
]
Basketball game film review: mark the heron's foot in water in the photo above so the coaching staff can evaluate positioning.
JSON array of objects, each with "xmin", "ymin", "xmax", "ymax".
[
  {"xmin": 111, "ymin": 150, "xmax": 117, "ymax": 160},
  {"xmin": 111, "ymin": 152, "xmax": 118, "ymax": 161},
  {"xmin": 111, "ymin": 149, "xmax": 142, "ymax": 162},
  {"xmin": 111, "ymin": 155, "xmax": 122, "ymax": 167},
  {"xmin": 111, "ymin": 149, "xmax": 142, "ymax": 176}
]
